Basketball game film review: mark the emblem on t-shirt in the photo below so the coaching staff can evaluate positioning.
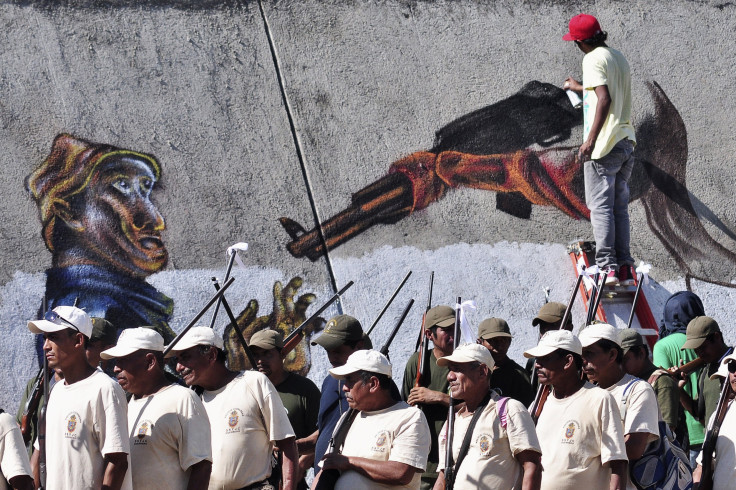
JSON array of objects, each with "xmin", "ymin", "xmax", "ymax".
[
  {"xmin": 225, "ymin": 408, "xmax": 244, "ymax": 434},
  {"xmin": 135, "ymin": 420, "xmax": 153, "ymax": 445},
  {"xmin": 371, "ymin": 430, "xmax": 391, "ymax": 453},
  {"xmin": 562, "ymin": 420, "xmax": 580, "ymax": 444},
  {"xmin": 476, "ymin": 434, "xmax": 493, "ymax": 456},
  {"xmin": 64, "ymin": 412, "xmax": 81, "ymax": 439}
]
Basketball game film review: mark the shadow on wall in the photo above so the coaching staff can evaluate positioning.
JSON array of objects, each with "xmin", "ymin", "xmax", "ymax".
[{"xmin": 280, "ymin": 81, "xmax": 736, "ymax": 289}]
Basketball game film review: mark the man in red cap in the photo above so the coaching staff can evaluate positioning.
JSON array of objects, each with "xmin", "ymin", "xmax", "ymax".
[{"xmin": 562, "ymin": 14, "xmax": 637, "ymax": 287}]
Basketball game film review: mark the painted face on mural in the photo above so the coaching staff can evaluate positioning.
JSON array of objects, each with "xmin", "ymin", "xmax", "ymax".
[{"xmin": 74, "ymin": 156, "xmax": 167, "ymax": 276}]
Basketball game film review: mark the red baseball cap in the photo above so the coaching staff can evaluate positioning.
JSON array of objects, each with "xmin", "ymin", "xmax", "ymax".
[{"xmin": 562, "ymin": 14, "xmax": 602, "ymax": 41}]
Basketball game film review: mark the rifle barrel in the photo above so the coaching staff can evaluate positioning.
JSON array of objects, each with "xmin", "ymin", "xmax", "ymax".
[
  {"xmin": 367, "ymin": 271, "xmax": 412, "ymax": 336},
  {"xmin": 212, "ymin": 280, "xmax": 258, "ymax": 369},
  {"xmin": 379, "ymin": 299, "xmax": 414, "ymax": 356}
]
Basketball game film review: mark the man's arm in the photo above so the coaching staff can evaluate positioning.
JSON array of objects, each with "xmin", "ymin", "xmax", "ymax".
[
  {"xmin": 432, "ymin": 469, "xmax": 446, "ymax": 490},
  {"xmin": 609, "ymin": 459, "xmax": 628, "ymax": 490},
  {"xmin": 297, "ymin": 429, "xmax": 318, "ymax": 455},
  {"xmin": 30, "ymin": 450, "xmax": 39, "ymax": 489},
  {"xmin": 185, "ymin": 460, "xmax": 212, "ymax": 490},
  {"xmin": 407, "ymin": 387, "xmax": 450, "ymax": 407},
  {"xmin": 275, "ymin": 436, "xmax": 299, "ymax": 490},
  {"xmin": 101, "ymin": 452, "xmax": 128, "ymax": 490},
  {"xmin": 624, "ymin": 432, "xmax": 654, "ymax": 461},
  {"xmin": 516, "ymin": 449, "xmax": 542, "ymax": 490},
  {"xmin": 578, "ymin": 84, "xmax": 611, "ymax": 162},
  {"xmin": 320, "ymin": 453, "xmax": 418, "ymax": 486}
]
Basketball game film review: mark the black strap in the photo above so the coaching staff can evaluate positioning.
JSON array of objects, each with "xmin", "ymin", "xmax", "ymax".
[{"xmin": 452, "ymin": 392, "xmax": 492, "ymax": 479}]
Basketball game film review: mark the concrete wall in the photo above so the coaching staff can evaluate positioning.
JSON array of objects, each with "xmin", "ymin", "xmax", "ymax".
[{"xmin": 2, "ymin": 0, "xmax": 736, "ymax": 413}]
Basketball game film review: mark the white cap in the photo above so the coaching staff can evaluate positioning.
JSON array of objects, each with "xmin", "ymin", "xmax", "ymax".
[
  {"xmin": 329, "ymin": 350, "xmax": 392, "ymax": 379},
  {"xmin": 164, "ymin": 326, "xmax": 224, "ymax": 358},
  {"xmin": 437, "ymin": 343, "xmax": 495, "ymax": 370},
  {"xmin": 713, "ymin": 353, "xmax": 736, "ymax": 380},
  {"xmin": 524, "ymin": 330, "xmax": 582, "ymax": 358},
  {"xmin": 28, "ymin": 306, "xmax": 93, "ymax": 338},
  {"xmin": 100, "ymin": 328, "xmax": 164, "ymax": 359},
  {"xmin": 578, "ymin": 323, "xmax": 621, "ymax": 348}
]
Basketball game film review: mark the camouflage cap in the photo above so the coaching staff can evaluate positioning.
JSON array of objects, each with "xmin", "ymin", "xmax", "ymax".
[{"xmin": 311, "ymin": 315, "xmax": 365, "ymax": 351}]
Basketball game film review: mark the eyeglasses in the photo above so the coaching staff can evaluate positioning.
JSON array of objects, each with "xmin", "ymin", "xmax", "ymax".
[
  {"xmin": 728, "ymin": 360, "xmax": 736, "ymax": 374},
  {"xmin": 45, "ymin": 310, "xmax": 80, "ymax": 333}
]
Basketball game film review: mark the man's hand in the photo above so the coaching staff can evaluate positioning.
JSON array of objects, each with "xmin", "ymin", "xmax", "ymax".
[
  {"xmin": 320, "ymin": 453, "xmax": 350, "ymax": 472},
  {"xmin": 577, "ymin": 140, "xmax": 595, "ymax": 164},
  {"xmin": 563, "ymin": 77, "xmax": 583, "ymax": 93},
  {"xmin": 407, "ymin": 386, "xmax": 449, "ymax": 407}
]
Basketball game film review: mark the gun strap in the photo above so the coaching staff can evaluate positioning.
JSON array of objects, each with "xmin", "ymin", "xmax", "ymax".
[{"xmin": 452, "ymin": 392, "xmax": 492, "ymax": 480}]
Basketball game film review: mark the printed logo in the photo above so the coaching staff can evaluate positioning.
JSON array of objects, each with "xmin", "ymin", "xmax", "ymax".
[
  {"xmin": 228, "ymin": 411, "xmax": 239, "ymax": 428},
  {"xmin": 561, "ymin": 420, "xmax": 580, "ymax": 445},
  {"xmin": 64, "ymin": 412, "xmax": 82, "ymax": 439},
  {"xmin": 477, "ymin": 434, "xmax": 493, "ymax": 456},
  {"xmin": 325, "ymin": 320, "xmax": 336, "ymax": 333},
  {"xmin": 565, "ymin": 423, "xmax": 575, "ymax": 439},
  {"xmin": 371, "ymin": 430, "xmax": 391, "ymax": 454},
  {"xmin": 225, "ymin": 408, "xmax": 244, "ymax": 434},
  {"xmin": 134, "ymin": 420, "xmax": 153, "ymax": 445}
]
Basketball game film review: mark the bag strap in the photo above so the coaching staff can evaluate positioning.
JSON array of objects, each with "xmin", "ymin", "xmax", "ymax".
[
  {"xmin": 453, "ymin": 392, "xmax": 492, "ymax": 477},
  {"xmin": 621, "ymin": 378, "xmax": 639, "ymax": 422},
  {"xmin": 498, "ymin": 397, "xmax": 510, "ymax": 429}
]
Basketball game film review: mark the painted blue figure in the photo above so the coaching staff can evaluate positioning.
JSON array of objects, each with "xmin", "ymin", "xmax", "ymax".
[{"xmin": 26, "ymin": 134, "xmax": 175, "ymax": 363}]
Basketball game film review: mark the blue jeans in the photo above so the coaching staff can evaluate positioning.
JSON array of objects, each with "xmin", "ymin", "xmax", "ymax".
[{"xmin": 584, "ymin": 138, "xmax": 636, "ymax": 270}]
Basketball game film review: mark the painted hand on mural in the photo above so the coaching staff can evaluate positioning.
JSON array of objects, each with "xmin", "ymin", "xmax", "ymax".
[{"xmin": 224, "ymin": 276, "xmax": 325, "ymax": 375}]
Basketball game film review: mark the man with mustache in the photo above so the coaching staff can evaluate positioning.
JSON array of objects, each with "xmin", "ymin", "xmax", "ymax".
[
  {"xmin": 525, "ymin": 329, "xmax": 627, "ymax": 490},
  {"xmin": 168, "ymin": 326, "xmax": 298, "ymax": 490},
  {"xmin": 579, "ymin": 324, "xmax": 659, "ymax": 490},
  {"xmin": 100, "ymin": 328, "xmax": 212, "ymax": 489},
  {"xmin": 312, "ymin": 350, "xmax": 431, "ymax": 489},
  {"xmin": 27, "ymin": 306, "xmax": 132, "ymax": 490}
]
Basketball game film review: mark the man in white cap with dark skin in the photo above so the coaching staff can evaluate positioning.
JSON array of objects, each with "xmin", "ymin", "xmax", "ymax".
[
  {"xmin": 101, "ymin": 327, "xmax": 212, "ymax": 489},
  {"xmin": 434, "ymin": 344, "xmax": 541, "ymax": 490},
  {"xmin": 27, "ymin": 305, "xmax": 132, "ymax": 490},
  {"xmin": 312, "ymin": 350, "xmax": 431, "ymax": 490},
  {"xmin": 525, "ymin": 329, "xmax": 627, "ymax": 490},
  {"xmin": 167, "ymin": 326, "xmax": 298, "ymax": 490},
  {"xmin": 579, "ymin": 324, "xmax": 659, "ymax": 490}
]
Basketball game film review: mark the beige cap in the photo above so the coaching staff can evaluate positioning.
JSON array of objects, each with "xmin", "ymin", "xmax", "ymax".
[
  {"xmin": 713, "ymin": 353, "xmax": 736, "ymax": 380},
  {"xmin": 437, "ymin": 343, "xmax": 495, "ymax": 370},
  {"xmin": 532, "ymin": 302, "xmax": 566, "ymax": 326},
  {"xmin": 579, "ymin": 323, "xmax": 621, "ymax": 348},
  {"xmin": 28, "ymin": 306, "xmax": 94, "ymax": 338},
  {"xmin": 524, "ymin": 330, "xmax": 582, "ymax": 358},
  {"xmin": 164, "ymin": 326, "xmax": 223, "ymax": 357},
  {"xmin": 100, "ymin": 327, "xmax": 164, "ymax": 359},
  {"xmin": 329, "ymin": 350, "xmax": 392, "ymax": 379},
  {"xmin": 682, "ymin": 316, "xmax": 721, "ymax": 350},
  {"xmin": 478, "ymin": 318, "xmax": 512, "ymax": 340},
  {"xmin": 249, "ymin": 329, "xmax": 284, "ymax": 350},
  {"xmin": 425, "ymin": 305, "xmax": 456, "ymax": 329}
]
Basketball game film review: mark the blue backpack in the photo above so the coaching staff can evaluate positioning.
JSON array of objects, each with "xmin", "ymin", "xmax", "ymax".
[{"xmin": 622, "ymin": 379, "xmax": 693, "ymax": 490}]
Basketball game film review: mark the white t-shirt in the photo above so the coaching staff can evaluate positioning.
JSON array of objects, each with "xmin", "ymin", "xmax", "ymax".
[
  {"xmin": 696, "ymin": 400, "xmax": 736, "ymax": 490},
  {"xmin": 607, "ymin": 374, "xmax": 661, "ymax": 490},
  {"xmin": 42, "ymin": 368, "xmax": 132, "ymax": 490},
  {"xmin": 334, "ymin": 401, "xmax": 430, "ymax": 490},
  {"xmin": 437, "ymin": 395, "xmax": 541, "ymax": 489},
  {"xmin": 128, "ymin": 383, "xmax": 212, "ymax": 489},
  {"xmin": 202, "ymin": 371, "xmax": 295, "ymax": 489},
  {"xmin": 536, "ymin": 382, "xmax": 627, "ymax": 490},
  {"xmin": 0, "ymin": 413, "xmax": 32, "ymax": 490}
]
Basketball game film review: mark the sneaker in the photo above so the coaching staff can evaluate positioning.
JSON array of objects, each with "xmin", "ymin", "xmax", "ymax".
[
  {"xmin": 604, "ymin": 268, "xmax": 620, "ymax": 287},
  {"xmin": 618, "ymin": 265, "xmax": 636, "ymax": 286}
]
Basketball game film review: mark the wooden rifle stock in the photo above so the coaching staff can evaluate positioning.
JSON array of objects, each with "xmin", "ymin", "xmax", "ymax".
[
  {"xmin": 414, "ymin": 272, "xmax": 434, "ymax": 391},
  {"xmin": 20, "ymin": 368, "xmax": 45, "ymax": 444},
  {"xmin": 444, "ymin": 296, "xmax": 462, "ymax": 490},
  {"xmin": 661, "ymin": 357, "xmax": 706, "ymax": 379},
  {"xmin": 699, "ymin": 376, "xmax": 734, "ymax": 490},
  {"xmin": 281, "ymin": 281, "xmax": 355, "ymax": 358}
]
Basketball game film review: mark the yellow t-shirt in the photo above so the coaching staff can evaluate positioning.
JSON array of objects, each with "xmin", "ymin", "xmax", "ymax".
[{"xmin": 582, "ymin": 46, "xmax": 636, "ymax": 159}]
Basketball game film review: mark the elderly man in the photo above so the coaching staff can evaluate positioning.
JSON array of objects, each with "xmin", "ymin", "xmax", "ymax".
[
  {"xmin": 401, "ymin": 305, "xmax": 456, "ymax": 489},
  {"xmin": 100, "ymin": 328, "xmax": 212, "ymax": 489},
  {"xmin": 579, "ymin": 324, "xmax": 659, "ymax": 490},
  {"xmin": 168, "ymin": 326, "xmax": 298, "ymax": 490},
  {"xmin": 477, "ymin": 317, "xmax": 534, "ymax": 406},
  {"xmin": 525, "ymin": 329, "xmax": 627, "ymax": 490},
  {"xmin": 434, "ymin": 344, "xmax": 541, "ymax": 489},
  {"xmin": 27, "ymin": 306, "xmax": 131, "ymax": 490},
  {"xmin": 250, "ymin": 329, "xmax": 321, "ymax": 490},
  {"xmin": 313, "ymin": 350, "xmax": 430, "ymax": 490}
]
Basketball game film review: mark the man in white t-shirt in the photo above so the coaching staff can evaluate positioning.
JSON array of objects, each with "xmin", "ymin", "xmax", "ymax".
[
  {"xmin": 0, "ymin": 411, "xmax": 33, "ymax": 490},
  {"xmin": 434, "ymin": 344, "xmax": 541, "ymax": 490},
  {"xmin": 525, "ymin": 330, "xmax": 627, "ymax": 490},
  {"xmin": 168, "ymin": 326, "xmax": 298, "ymax": 490},
  {"xmin": 694, "ymin": 353, "xmax": 736, "ymax": 490},
  {"xmin": 562, "ymin": 13, "xmax": 637, "ymax": 285},
  {"xmin": 100, "ymin": 327, "xmax": 212, "ymax": 489},
  {"xmin": 579, "ymin": 323, "xmax": 660, "ymax": 490},
  {"xmin": 312, "ymin": 350, "xmax": 431, "ymax": 490},
  {"xmin": 27, "ymin": 305, "xmax": 132, "ymax": 490}
]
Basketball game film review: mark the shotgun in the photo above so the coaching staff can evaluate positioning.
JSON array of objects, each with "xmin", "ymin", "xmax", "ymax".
[
  {"xmin": 414, "ymin": 272, "xmax": 434, "ymax": 392},
  {"xmin": 444, "ymin": 297, "xmax": 462, "ymax": 490},
  {"xmin": 20, "ymin": 368, "xmax": 44, "ymax": 444},
  {"xmin": 699, "ymin": 376, "xmax": 734, "ymax": 490}
]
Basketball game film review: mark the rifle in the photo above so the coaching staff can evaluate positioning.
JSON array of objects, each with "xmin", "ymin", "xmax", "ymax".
[
  {"xmin": 366, "ymin": 271, "xmax": 412, "ymax": 336},
  {"xmin": 662, "ymin": 358, "xmax": 706, "ymax": 379},
  {"xmin": 20, "ymin": 368, "xmax": 45, "ymax": 444},
  {"xmin": 444, "ymin": 297, "xmax": 462, "ymax": 490},
  {"xmin": 211, "ymin": 278, "xmax": 257, "ymax": 369},
  {"xmin": 281, "ymin": 281, "xmax": 355, "ymax": 358},
  {"xmin": 699, "ymin": 375, "xmax": 734, "ymax": 490},
  {"xmin": 414, "ymin": 272, "xmax": 434, "ymax": 392},
  {"xmin": 38, "ymin": 341, "xmax": 49, "ymax": 489},
  {"xmin": 314, "ymin": 299, "xmax": 414, "ymax": 490},
  {"xmin": 530, "ymin": 272, "xmax": 583, "ymax": 424}
]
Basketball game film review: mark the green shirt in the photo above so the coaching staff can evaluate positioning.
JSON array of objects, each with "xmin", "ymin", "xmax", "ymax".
[
  {"xmin": 402, "ymin": 349, "xmax": 449, "ymax": 490},
  {"xmin": 275, "ymin": 372, "xmax": 321, "ymax": 440},
  {"xmin": 642, "ymin": 366, "xmax": 680, "ymax": 430}
]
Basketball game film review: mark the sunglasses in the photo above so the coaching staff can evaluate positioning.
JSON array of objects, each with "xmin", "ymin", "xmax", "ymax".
[
  {"xmin": 728, "ymin": 360, "xmax": 736, "ymax": 374},
  {"xmin": 45, "ymin": 310, "xmax": 80, "ymax": 333}
]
